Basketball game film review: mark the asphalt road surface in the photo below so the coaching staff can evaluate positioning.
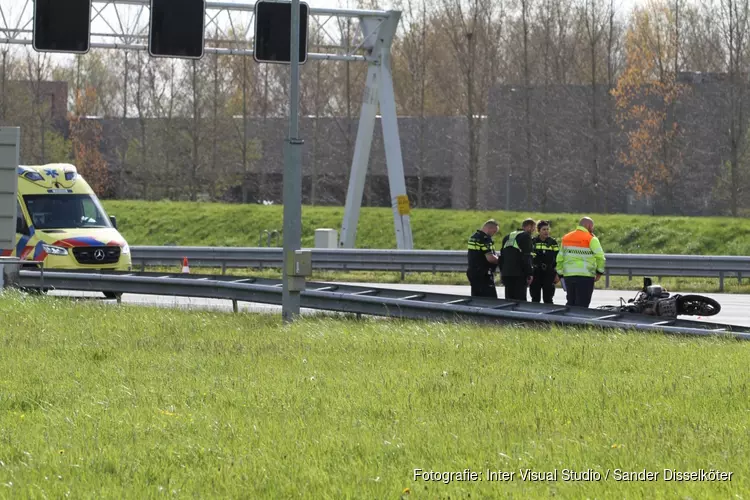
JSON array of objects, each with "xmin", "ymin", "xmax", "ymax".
[{"xmin": 48, "ymin": 281, "xmax": 750, "ymax": 328}]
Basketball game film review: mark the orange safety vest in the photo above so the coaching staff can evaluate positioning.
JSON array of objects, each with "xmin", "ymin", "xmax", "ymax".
[{"xmin": 557, "ymin": 226, "xmax": 606, "ymax": 277}]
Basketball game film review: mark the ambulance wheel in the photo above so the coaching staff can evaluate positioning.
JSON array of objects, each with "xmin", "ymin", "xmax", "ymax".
[
  {"xmin": 27, "ymin": 287, "xmax": 48, "ymax": 295},
  {"xmin": 103, "ymin": 292, "xmax": 122, "ymax": 300}
]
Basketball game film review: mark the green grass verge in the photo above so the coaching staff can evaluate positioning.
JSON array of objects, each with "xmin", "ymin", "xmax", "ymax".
[
  {"xmin": 105, "ymin": 200, "xmax": 750, "ymax": 293},
  {"xmin": 103, "ymin": 200, "xmax": 750, "ymax": 254},
  {"xmin": 0, "ymin": 292, "xmax": 748, "ymax": 497}
]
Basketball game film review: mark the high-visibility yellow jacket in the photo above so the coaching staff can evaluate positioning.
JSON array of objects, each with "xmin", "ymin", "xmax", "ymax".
[{"xmin": 556, "ymin": 225, "xmax": 605, "ymax": 278}]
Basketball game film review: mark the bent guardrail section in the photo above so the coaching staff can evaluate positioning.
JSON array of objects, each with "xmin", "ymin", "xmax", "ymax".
[{"xmin": 15, "ymin": 269, "xmax": 750, "ymax": 340}]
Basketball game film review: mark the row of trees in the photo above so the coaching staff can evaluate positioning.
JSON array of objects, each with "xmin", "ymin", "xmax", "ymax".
[
  {"xmin": 394, "ymin": 0, "xmax": 750, "ymax": 214},
  {"xmin": 1, "ymin": 0, "xmax": 750, "ymax": 214}
]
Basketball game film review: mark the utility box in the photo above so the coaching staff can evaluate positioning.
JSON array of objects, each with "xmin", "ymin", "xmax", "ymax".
[
  {"xmin": 0, "ymin": 127, "xmax": 20, "ymax": 254},
  {"xmin": 286, "ymin": 249, "xmax": 312, "ymax": 292},
  {"xmin": 314, "ymin": 228, "xmax": 338, "ymax": 248},
  {"xmin": 287, "ymin": 249, "xmax": 312, "ymax": 277},
  {"xmin": 0, "ymin": 257, "xmax": 21, "ymax": 289}
]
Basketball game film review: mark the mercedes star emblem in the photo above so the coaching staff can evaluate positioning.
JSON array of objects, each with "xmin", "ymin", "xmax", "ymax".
[{"xmin": 94, "ymin": 249, "xmax": 105, "ymax": 261}]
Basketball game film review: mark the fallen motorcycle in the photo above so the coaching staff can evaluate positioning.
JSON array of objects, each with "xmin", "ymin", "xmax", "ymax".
[{"xmin": 597, "ymin": 277, "xmax": 721, "ymax": 317}]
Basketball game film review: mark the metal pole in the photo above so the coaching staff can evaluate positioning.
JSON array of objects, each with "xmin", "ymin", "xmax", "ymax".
[{"xmin": 282, "ymin": 0, "xmax": 303, "ymax": 322}]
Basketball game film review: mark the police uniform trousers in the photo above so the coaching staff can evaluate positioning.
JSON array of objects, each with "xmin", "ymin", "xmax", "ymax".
[
  {"xmin": 503, "ymin": 276, "xmax": 528, "ymax": 301},
  {"xmin": 530, "ymin": 272, "xmax": 556, "ymax": 304},
  {"xmin": 467, "ymin": 271, "xmax": 497, "ymax": 298}
]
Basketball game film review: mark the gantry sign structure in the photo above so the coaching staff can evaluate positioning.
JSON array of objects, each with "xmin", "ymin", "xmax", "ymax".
[{"xmin": 0, "ymin": 0, "xmax": 414, "ymax": 250}]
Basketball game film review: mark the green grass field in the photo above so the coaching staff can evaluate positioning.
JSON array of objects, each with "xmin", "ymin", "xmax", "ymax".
[
  {"xmin": 1, "ymin": 292, "xmax": 748, "ymax": 498},
  {"xmin": 103, "ymin": 200, "xmax": 750, "ymax": 255},
  {"xmin": 100, "ymin": 200, "xmax": 750, "ymax": 293}
]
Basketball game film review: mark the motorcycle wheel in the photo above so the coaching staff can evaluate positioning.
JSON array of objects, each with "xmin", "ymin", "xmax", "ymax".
[{"xmin": 677, "ymin": 295, "xmax": 721, "ymax": 316}]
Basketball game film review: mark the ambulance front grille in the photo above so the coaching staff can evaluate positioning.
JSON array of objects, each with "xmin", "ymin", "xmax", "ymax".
[{"xmin": 72, "ymin": 246, "xmax": 121, "ymax": 265}]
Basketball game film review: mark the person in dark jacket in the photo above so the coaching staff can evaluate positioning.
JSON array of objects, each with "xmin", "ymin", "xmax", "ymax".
[
  {"xmin": 466, "ymin": 219, "xmax": 500, "ymax": 298},
  {"xmin": 499, "ymin": 218, "xmax": 535, "ymax": 301},
  {"xmin": 530, "ymin": 220, "xmax": 559, "ymax": 304}
]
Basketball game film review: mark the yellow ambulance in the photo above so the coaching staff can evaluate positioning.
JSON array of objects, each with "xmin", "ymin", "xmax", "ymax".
[{"xmin": 5, "ymin": 163, "xmax": 132, "ymax": 296}]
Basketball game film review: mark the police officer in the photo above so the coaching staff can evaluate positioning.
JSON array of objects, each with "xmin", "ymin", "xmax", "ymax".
[
  {"xmin": 530, "ymin": 220, "xmax": 559, "ymax": 304},
  {"xmin": 466, "ymin": 219, "xmax": 500, "ymax": 298},
  {"xmin": 499, "ymin": 218, "xmax": 535, "ymax": 301}
]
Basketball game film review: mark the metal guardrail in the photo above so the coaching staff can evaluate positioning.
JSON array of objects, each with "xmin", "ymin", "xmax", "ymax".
[
  {"xmin": 130, "ymin": 247, "xmax": 750, "ymax": 291},
  {"xmin": 14, "ymin": 269, "xmax": 750, "ymax": 339}
]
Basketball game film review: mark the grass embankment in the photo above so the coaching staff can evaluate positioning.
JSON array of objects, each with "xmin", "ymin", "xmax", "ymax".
[
  {"xmin": 103, "ymin": 200, "xmax": 750, "ymax": 254},
  {"xmin": 0, "ymin": 293, "xmax": 747, "ymax": 497},
  {"xmin": 103, "ymin": 200, "xmax": 750, "ymax": 293}
]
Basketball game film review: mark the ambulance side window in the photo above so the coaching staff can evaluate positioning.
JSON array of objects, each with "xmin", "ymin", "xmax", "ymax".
[{"xmin": 16, "ymin": 200, "xmax": 28, "ymax": 234}]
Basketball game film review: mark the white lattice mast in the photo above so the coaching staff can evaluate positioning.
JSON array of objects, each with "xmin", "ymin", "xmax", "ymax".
[
  {"xmin": 338, "ymin": 12, "xmax": 412, "ymax": 249},
  {"xmin": 0, "ymin": 0, "xmax": 413, "ymax": 250}
]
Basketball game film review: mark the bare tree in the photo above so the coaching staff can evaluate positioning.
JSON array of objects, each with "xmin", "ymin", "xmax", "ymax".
[
  {"xmin": 148, "ymin": 59, "xmax": 181, "ymax": 199},
  {"xmin": 502, "ymin": 0, "xmax": 542, "ymax": 209},
  {"xmin": 579, "ymin": 0, "xmax": 613, "ymax": 212},
  {"xmin": 716, "ymin": 0, "xmax": 750, "ymax": 215},
  {"xmin": 555, "ymin": 0, "xmax": 579, "ymax": 83},
  {"xmin": 602, "ymin": 0, "xmax": 626, "ymax": 212},
  {"xmin": 116, "ymin": 50, "xmax": 131, "ymax": 198},
  {"xmin": 520, "ymin": 0, "xmax": 534, "ymax": 209},
  {"xmin": 208, "ymin": 33, "xmax": 227, "ymax": 198},
  {"xmin": 310, "ymin": 59, "xmax": 322, "ymax": 205},
  {"xmin": 0, "ymin": 47, "xmax": 12, "ymax": 121},
  {"xmin": 681, "ymin": 3, "xmax": 725, "ymax": 72},
  {"xmin": 24, "ymin": 50, "xmax": 54, "ymax": 164},
  {"xmin": 439, "ymin": 0, "xmax": 503, "ymax": 209},
  {"xmin": 132, "ymin": 51, "xmax": 151, "ymax": 198},
  {"xmin": 182, "ymin": 59, "xmax": 207, "ymax": 200},
  {"xmin": 536, "ymin": 0, "xmax": 576, "ymax": 210},
  {"xmin": 393, "ymin": 0, "xmax": 431, "ymax": 206},
  {"xmin": 224, "ymin": 33, "xmax": 260, "ymax": 202},
  {"xmin": 331, "ymin": 13, "xmax": 363, "ymax": 203}
]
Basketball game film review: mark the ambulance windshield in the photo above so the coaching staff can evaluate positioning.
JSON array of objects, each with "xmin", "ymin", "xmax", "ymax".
[{"xmin": 23, "ymin": 194, "xmax": 113, "ymax": 230}]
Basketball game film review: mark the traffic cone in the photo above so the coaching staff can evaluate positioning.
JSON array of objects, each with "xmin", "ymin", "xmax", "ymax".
[{"xmin": 182, "ymin": 257, "xmax": 190, "ymax": 274}]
